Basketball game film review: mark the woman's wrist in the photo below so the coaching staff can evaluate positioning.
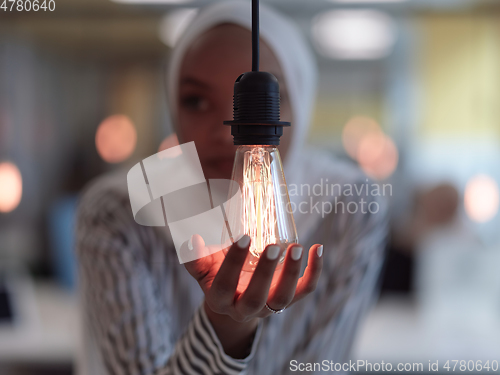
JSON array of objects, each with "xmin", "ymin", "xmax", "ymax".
[{"xmin": 203, "ymin": 300, "xmax": 260, "ymax": 359}]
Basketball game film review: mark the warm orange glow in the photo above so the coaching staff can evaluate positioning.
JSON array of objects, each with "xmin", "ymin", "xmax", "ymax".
[
  {"xmin": 95, "ymin": 115, "xmax": 137, "ymax": 163},
  {"xmin": 0, "ymin": 162, "xmax": 23, "ymax": 213},
  {"xmin": 357, "ymin": 133, "xmax": 398, "ymax": 180},
  {"xmin": 464, "ymin": 174, "xmax": 499, "ymax": 223},
  {"xmin": 242, "ymin": 147, "xmax": 277, "ymax": 258},
  {"xmin": 342, "ymin": 116, "xmax": 382, "ymax": 159},
  {"xmin": 158, "ymin": 133, "xmax": 179, "ymax": 152}
]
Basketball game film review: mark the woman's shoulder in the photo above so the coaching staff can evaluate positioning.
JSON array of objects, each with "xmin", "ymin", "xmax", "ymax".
[
  {"xmin": 77, "ymin": 167, "xmax": 131, "ymax": 221},
  {"xmin": 297, "ymin": 148, "xmax": 390, "ymax": 219}
]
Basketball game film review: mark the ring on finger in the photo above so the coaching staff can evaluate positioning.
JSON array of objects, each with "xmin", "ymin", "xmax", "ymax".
[{"xmin": 265, "ymin": 302, "xmax": 286, "ymax": 314}]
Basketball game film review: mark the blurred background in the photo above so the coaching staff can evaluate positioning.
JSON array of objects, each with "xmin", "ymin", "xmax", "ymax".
[{"xmin": 1, "ymin": 0, "xmax": 500, "ymax": 374}]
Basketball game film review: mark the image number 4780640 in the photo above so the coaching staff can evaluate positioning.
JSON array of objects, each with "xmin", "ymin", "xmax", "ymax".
[{"xmin": 1, "ymin": 0, "xmax": 55, "ymax": 11}]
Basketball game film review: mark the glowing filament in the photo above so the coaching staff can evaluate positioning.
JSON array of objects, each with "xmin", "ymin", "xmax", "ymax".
[{"xmin": 242, "ymin": 147, "xmax": 277, "ymax": 258}]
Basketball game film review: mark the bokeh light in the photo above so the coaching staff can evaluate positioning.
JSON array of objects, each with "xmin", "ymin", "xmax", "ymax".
[
  {"xmin": 95, "ymin": 115, "xmax": 137, "ymax": 164},
  {"xmin": 311, "ymin": 9, "xmax": 396, "ymax": 60},
  {"xmin": 0, "ymin": 162, "xmax": 23, "ymax": 213},
  {"xmin": 329, "ymin": 0, "xmax": 407, "ymax": 3},
  {"xmin": 158, "ymin": 133, "xmax": 179, "ymax": 153},
  {"xmin": 342, "ymin": 116, "xmax": 382, "ymax": 159},
  {"xmin": 464, "ymin": 174, "xmax": 499, "ymax": 223},
  {"xmin": 342, "ymin": 116, "xmax": 398, "ymax": 180},
  {"xmin": 357, "ymin": 133, "xmax": 398, "ymax": 180},
  {"xmin": 158, "ymin": 133, "xmax": 182, "ymax": 159},
  {"xmin": 112, "ymin": 0, "xmax": 192, "ymax": 4}
]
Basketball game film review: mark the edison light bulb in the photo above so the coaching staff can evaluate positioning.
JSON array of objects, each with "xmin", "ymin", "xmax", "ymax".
[
  {"xmin": 222, "ymin": 145, "xmax": 297, "ymax": 272},
  {"xmin": 222, "ymin": 59, "xmax": 297, "ymax": 272}
]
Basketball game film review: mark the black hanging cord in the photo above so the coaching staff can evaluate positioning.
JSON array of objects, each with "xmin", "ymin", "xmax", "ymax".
[
  {"xmin": 223, "ymin": 0, "xmax": 290, "ymax": 145},
  {"xmin": 252, "ymin": 0, "xmax": 259, "ymax": 72}
]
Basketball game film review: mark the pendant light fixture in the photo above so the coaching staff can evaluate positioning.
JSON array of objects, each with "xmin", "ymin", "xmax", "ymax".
[{"xmin": 222, "ymin": 0, "xmax": 298, "ymax": 272}]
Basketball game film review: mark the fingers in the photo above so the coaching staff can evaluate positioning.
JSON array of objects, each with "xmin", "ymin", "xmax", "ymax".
[
  {"xmin": 183, "ymin": 234, "xmax": 210, "ymax": 282},
  {"xmin": 266, "ymin": 244, "xmax": 304, "ymax": 311},
  {"xmin": 207, "ymin": 235, "xmax": 251, "ymax": 312},
  {"xmin": 292, "ymin": 244, "xmax": 323, "ymax": 303},
  {"xmin": 236, "ymin": 244, "xmax": 283, "ymax": 315}
]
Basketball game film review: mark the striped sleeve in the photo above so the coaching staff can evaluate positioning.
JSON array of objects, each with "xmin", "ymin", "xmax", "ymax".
[
  {"xmin": 166, "ymin": 305, "xmax": 263, "ymax": 375},
  {"xmin": 76, "ymin": 186, "xmax": 261, "ymax": 375}
]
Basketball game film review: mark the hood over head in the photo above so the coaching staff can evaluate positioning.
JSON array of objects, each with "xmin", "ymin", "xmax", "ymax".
[{"xmin": 166, "ymin": 0, "xmax": 318, "ymax": 177}]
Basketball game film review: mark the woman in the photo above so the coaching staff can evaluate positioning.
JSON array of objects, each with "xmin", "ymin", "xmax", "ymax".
[{"xmin": 76, "ymin": 2, "xmax": 387, "ymax": 374}]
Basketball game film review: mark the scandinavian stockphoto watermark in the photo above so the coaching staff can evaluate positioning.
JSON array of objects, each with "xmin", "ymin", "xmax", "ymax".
[
  {"xmin": 282, "ymin": 179, "xmax": 392, "ymax": 218},
  {"xmin": 126, "ymin": 141, "xmax": 244, "ymax": 264}
]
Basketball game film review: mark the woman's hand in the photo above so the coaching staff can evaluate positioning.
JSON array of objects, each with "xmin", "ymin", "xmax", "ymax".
[{"xmin": 184, "ymin": 234, "xmax": 323, "ymax": 358}]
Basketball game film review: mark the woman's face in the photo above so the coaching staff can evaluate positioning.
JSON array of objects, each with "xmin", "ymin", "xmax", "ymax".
[{"xmin": 176, "ymin": 24, "xmax": 293, "ymax": 180}]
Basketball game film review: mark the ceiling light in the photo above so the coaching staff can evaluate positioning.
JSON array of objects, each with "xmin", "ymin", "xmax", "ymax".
[
  {"xmin": 111, "ymin": 0, "xmax": 192, "ymax": 4},
  {"xmin": 312, "ymin": 9, "xmax": 396, "ymax": 60},
  {"xmin": 329, "ymin": 0, "xmax": 407, "ymax": 3}
]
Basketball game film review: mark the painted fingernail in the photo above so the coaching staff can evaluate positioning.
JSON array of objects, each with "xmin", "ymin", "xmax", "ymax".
[
  {"xmin": 237, "ymin": 235, "xmax": 251, "ymax": 249},
  {"xmin": 317, "ymin": 245, "xmax": 323, "ymax": 258},
  {"xmin": 291, "ymin": 246, "xmax": 303, "ymax": 261},
  {"xmin": 267, "ymin": 245, "xmax": 281, "ymax": 260},
  {"xmin": 188, "ymin": 236, "xmax": 194, "ymax": 251}
]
